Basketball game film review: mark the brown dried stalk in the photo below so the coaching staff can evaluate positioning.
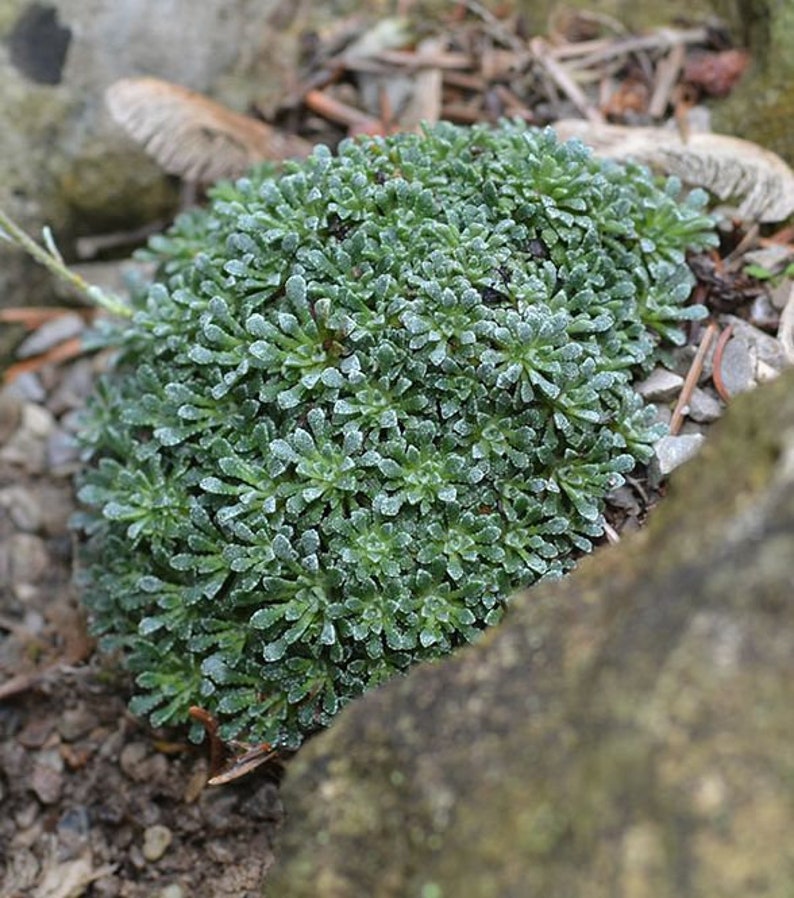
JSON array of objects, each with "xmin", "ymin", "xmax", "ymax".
[{"xmin": 669, "ymin": 320, "xmax": 719, "ymax": 435}]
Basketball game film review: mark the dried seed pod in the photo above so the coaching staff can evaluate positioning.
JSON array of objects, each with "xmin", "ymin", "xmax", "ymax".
[
  {"xmin": 554, "ymin": 118, "xmax": 794, "ymax": 223},
  {"xmin": 106, "ymin": 76, "xmax": 311, "ymax": 183}
]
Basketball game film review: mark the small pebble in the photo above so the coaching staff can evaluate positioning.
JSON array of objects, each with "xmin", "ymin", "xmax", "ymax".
[
  {"xmin": 0, "ymin": 485, "xmax": 43, "ymax": 532},
  {"xmin": 9, "ymin": 533, "xmax": 49, "ymax": 589},
  {"xmin": 769, "ymin": 277, "xmax": 793, "ymax": 312},
  {"xmin": 119, "ymin": 742, "xmax": 148, "ymax": 779},
  {"xmin": 742, "ymin": 243, "xmax": 793, "ymax": 276},
  {"xmin": 47, "ymin": 426, "xmax": 81, "ymax": 474},
  {"xmin": 13, "ymin": 821, "xmax": 44, "ymax": 850},
  {"xmin": 47, "ymin": 358, "xmax": 97, "ymax": 415},
  {"xmin": 651, "ymin": 433, "xmax": 706, "ymax": 481},
  {"xmin": 155, "ymin": 885, "xmax": 185, "ymax": 898},
  {"xmin": 128, "ymin": 843, "xmax": 146, "ymax": 870},
  {"xmin": 119, "ymin": 741, "xmax": 169, "ymax": 784},
  {"xmin": 0, "ymin": 403, "xmax": 55, "ymax": 473},
  {"xmin": 57, "ymin": 805, "xmax": 91, "ymax": 860},
  {"xmin": 22, "ymin": 403, "xmax": 57, "ymax": 439},
  {"xmin": 35, "ymin": 484, "xmax": 75, "ymax": 536},
  {"xmin": 183, "ymin": 760, "xmax": 209, "ymax": 804},
  {"xmin": 724, "ymin": 315, "xmax": 789, "ymax": 374},
  {"xmin": 606, "ymin": 484, "xmax": 641, "ymax": 515},
  {"xmin": 749, "ymin": 293, "xmax": 779, "ymax": 330},
  {"xmin": 686, "ymin": 387, "xmax": 723, "ymax": 424},
  {"xmin": 57, "ymin": 705, "xmax": 99, "ymax": 742},
  {"xmin": 31, "ymin": 748, "xmax": 65, "ymax": 805},
  {"xmin": 634, "ymin": 367, "xmax": 684, "ymax": 402},
  {"xmin": 779, "ymin": 284, "xmax": 794, "ymax": 365},
  {"xmin": 239, "ymin": 781, "xmax": 282, "ymax": 822},
  {"xmin": 717, "ymin": 335, "xmax": 755, "ymax": 396},
  {"xmin": 14, "ymin": 801, "xmax": 40, "ymax": 829},
  {"xmin": 142, "ymin": 824, "xmax": 173, "ymax": 862},
  {"xmin": 15, "ymin": 313, "xmax": 85, "ymax": 359},
  {"xmin": 206, "ymin": 842, "xmax": 235, "ymax": 864},
  {"xmin": 0, "ymin": 429, "xmax": 46, "ymax": 473},
  {"xmin": 17, "ymin": 717, "xmax": 54, "ymax": 748},
  {"xmin": 199, "ymin": 788, "xmax": 240, "ymax": 831},
  {"xmin": 4, "ymin": 371, "xmax": 47, "ymax": 403},
  {"xmin": 90, "ymin": 873, "xmax": 123, "ymax": 898}
]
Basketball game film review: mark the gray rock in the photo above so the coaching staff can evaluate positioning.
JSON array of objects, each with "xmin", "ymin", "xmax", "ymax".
[
  {"xmin": 719, "ymin": 315, "xmax": 791, "ymax": 395},
  {"xmin": 57, "ymin": 705, "xmax": 99, "ymax": 742},
  {"xmin": 155, "ymin": 886, "xmax": 185, "ymax": 898},
  {"xmin": 777, "ymin": 282, "xmax": 794, "ymax": 367},
  {"xmin": 15, "ymin": 313, "xmax": 85, "ymax": 358},
  {"xmin": 0, "ymin": 485, "xmax": 42, "ymax": 531},
  {"xmin": 56, "ymin": 806, "xmax": 91, "ymax": 861},
  {"xmin": 265, "ymin": 368, "xmax": 794, "ymax": 898},
  {"xmin": 651, "ymin": 432, "xmax": 705, "ymax": 479},
  {"xmin": 750, "ymin": 292, "xmax": 781, "ymax": 330},
  {"xmin": 30, "ymin": 748, "xmax": 64, "ymax": 805},
  {"xmin": 21, "ymin": 403, "xmax": 56, "ymax": 439},
  {"xmin": 634, "ymin": 366, "xmax": 684, "ymax": 402},
  {"xmin": 119, "ymin": 742, "xmax": 169, "ymax": 785},
  {"xmin": 0, "ymin": 404, "xmax": 55, "ymax": 473},
  {"xmin": 46, "ymin": 427, "xmax": 80, "ymax": 475},
  {"xmin": 4, "ymin": 372, "xmax": 47, "ymax": 404},
  {"xmin": 47, "ymin": 354, "xmax": 95, "ymax": 416},
  {"xmin": 0, "ymin": 0, "xmax": 301, "ymax": 310},
  {"xmin": 142, "ymin": 824, "xmax": 173, "ymax": 863},
  {"xmin": 770, "ymin": 277, "xmax": 794, "ymax": 312},
  {"xmin": 33, "ymin": 483, "xmax": 74, "ymax": 536},
  {"xmin": 686, "ymin": 386, "xmax": 723, "ymax": 423},
  {"xmin": 716, "ymin": 332, "xmax": 755, "ymax": 396},
  {"xmin": 9, "ymin": 532, "xmax": 49, "ymax": 590},
  {"xmin": 741, "ymin": 243, "xmax": 793, "ymax": 274}
]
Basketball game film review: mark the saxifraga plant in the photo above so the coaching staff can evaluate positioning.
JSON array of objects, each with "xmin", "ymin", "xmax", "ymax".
[{"xmin": 74, "ymin": 121, "xmax": 717, "ymax": 749}]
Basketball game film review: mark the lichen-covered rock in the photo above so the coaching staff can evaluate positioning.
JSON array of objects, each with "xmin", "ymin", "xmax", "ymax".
[
  {"xmin": 266, "ymin": 367, "xmax": 794, "ymax": 898},
  {"xmin": 0, "ymin": 0, "xmax": 328, "ymax": 312}
]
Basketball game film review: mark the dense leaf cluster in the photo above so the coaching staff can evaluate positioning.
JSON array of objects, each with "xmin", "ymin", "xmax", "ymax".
[{"xmin": 75, "ymin": 122, "xmax": 716, "ymax": 747}]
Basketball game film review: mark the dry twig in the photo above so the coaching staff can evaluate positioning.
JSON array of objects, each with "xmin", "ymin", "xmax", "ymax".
[
  {"xmin": 530, "ymin": 37, "xmax": 604, "ymax": 123},
  {"xmin": 670, "ymin": 320, "xmax": 719, "ymax": 434}
]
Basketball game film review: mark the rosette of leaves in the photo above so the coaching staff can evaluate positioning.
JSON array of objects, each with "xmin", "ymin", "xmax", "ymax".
[{"xmin": 75, "ymin": 121, "xmax": 717, "ymax": 749}]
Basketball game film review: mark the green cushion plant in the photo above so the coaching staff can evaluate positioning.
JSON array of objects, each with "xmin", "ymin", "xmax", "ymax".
[{"xmin": 74, "ymin": 121, "xmax": 717, "ymax": 748}]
